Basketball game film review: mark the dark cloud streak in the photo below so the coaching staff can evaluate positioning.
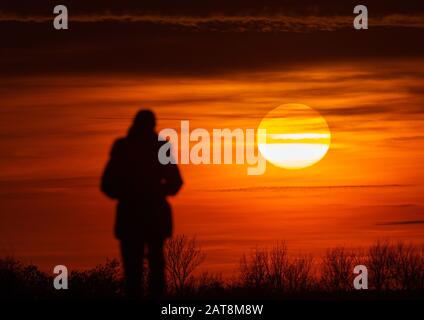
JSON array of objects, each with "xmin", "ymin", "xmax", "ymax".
[
  {"xmin": 1, "ymin": 22, "xmax": 424, "ymax": 77},
  {"xmin": 1, "ymin": 1, "xmax": 423, "ymax": 85},
  {"xmin": 377, "ymin": 220, "xmax": 424, "ymax": 225},
  {"xmin": 212, "ymin": 184, "xmax": 409, "ymax": 192},
  {"xmin": 2, "ymin": 0, "xmax": 424, "ymax": 16}
]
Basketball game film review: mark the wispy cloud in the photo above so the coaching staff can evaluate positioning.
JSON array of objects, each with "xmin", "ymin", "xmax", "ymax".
[
  {"xmin": 1, "ymin": 14, "xmax": 424, "ymax": 31},
  {"xmin": 377, "ymin": 220, "xmax": 424, "ymax": 225},
  {"xmin": 212, "ymin": 184, "xmax": 409, "ymax": 192}
]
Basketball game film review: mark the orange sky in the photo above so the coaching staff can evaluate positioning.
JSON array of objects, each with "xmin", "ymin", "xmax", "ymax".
[{"xmin": 0, "ymin": 60, "xmax": 423, "ymax": 275}]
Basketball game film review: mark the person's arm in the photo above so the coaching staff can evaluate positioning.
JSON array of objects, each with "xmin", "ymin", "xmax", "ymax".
[
  {"xmin": 100, "ymin": 139, "xmax": 125, "ymax": 199},
  {"xmin": 162, "ymin": 162, "xmax": 183, "ymax": 196},
  {"xmin": 161, "ymin": 154, "xmax": 183, "ymax": 196}
]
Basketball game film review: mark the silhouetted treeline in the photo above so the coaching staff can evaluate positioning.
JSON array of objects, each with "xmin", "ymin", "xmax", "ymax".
[{"xmin": 1, "ymin": 237, "xmax": 423, "ymax": 299}]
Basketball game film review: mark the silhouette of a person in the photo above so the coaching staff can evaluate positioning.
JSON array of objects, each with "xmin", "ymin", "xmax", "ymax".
[{"xmin": 101, "ymin": 110, "xmax": 182, "ymax": 299}]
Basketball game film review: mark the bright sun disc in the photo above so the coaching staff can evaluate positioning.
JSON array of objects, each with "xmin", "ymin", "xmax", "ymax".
[{"xmin": 258, "ymin": 104, "xmax": 331, "ymax": 169}]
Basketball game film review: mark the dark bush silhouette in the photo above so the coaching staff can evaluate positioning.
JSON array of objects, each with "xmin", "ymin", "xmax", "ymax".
[
  {"xmin": 365, "ymin": 241, "xmax": 424, "ymax": 291},
  {"xmin": 391, "ymin": 242, "xmax": 424, "ymax": 290},
  {"xmin": 239, "ymin": 247, "xmax": 270, "ymax": 289},
  {"xmin": 1, "ymin": 239, "xmax": 423, "ymax": 299},
  {"xmin": 284, "ymin": 256, "xmax": 314, "ymax": 292},
  {"xmin": 165, "ymin": 235, "xmax": 206, "ymax": 295},
  {"xmin": 0, "ymin": 256, "xmax": 52, "ymax": 299},
  {"xmin": 239, "ymin": 243, "xmax": 314, "ymax": 293},
  {"xmin": 367, "ymin": 241, "xmax": 394, "ymax": 290},
  {"xmin": 320, "ymin": 247, "xmax": 356, "ymax": 291},
  {"xmin": 196, "ymin": 271, "xmax": 225, "ymax": 296},
  {"xmin": 69, "ymin": 259, "xmax": 123, "ymax": 298}
]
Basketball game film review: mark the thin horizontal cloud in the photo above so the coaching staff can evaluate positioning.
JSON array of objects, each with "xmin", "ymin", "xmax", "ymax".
[
  {"xmin": 2, "ymin": 0, "xmax": 423, "ymax": 17},
  {"xmin": 371, "ymin": 203, "xmax": 417, "ymax": 208},
  {"xmin": 320, "ymin": 105, "xmax": 394, "ymax": 116},
  {"xmin": 2, "ymin": 24, "xmax": 423, "ymax": 76},
  {"xmin": 212, "ymin": 184, "xmax": 409, "ymax": 192},
  {"xmin": 385, "ymin": 135, "xmax": 424, "ymax": 142},
  {"xmin": 2, "ymin": 14, "xmax": 424, "ymax": 31},
  {"xmin": 0, "ymin": 176, "xmax": 99, "ymax": 200},
  {"xmin": 0, "ymin": 176, "xmax": 98, "ymax": 190},
  {"xmin": 376, "ymin": 220, "xmax": 424, "ymax": 225}
]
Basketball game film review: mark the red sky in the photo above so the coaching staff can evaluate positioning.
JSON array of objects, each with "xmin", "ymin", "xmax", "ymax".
[{"xmin": 1, "ymin": 61, "xmax": 424, "ymax": 275}]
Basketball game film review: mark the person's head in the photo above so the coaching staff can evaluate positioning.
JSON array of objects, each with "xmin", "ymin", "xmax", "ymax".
[{"xmin": 128, "ymin": 109, "xmax": 156, "ymax": 137}]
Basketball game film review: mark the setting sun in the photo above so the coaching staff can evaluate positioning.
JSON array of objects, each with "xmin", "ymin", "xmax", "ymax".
[{"xmin": 257, "ymin": 104, "xmax": 331, "ymax": 169}]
